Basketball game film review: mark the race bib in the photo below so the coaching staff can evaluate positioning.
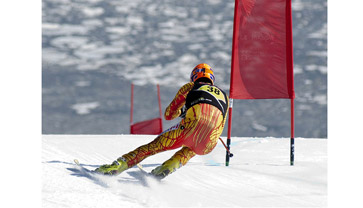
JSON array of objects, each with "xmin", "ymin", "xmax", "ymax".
[{"xmin": 197, "ymin": 85, "xmax": 226, "ymax": 104}]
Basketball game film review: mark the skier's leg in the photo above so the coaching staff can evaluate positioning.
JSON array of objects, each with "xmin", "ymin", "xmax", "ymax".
[
  {"xmin": 95, "ymin": 123, "xmax": 186, "ymax": 175},
  {"xmin": 180, "ymin": 104, "xmax": 225, "ymax": 155},
  {"xmin": 151, "ymin": 147, "xmax": 196, "ymax": 179}
]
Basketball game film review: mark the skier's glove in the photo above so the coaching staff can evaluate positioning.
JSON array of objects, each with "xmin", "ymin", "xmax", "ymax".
[{"xmin": 179, "ymin": 105, "xmax": 187, "ymax": 118}]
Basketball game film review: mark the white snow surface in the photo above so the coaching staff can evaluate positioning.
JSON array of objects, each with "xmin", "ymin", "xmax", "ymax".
[{"xmin": 42, "ymin": 135, "xmax": 327, "ymax": 207}]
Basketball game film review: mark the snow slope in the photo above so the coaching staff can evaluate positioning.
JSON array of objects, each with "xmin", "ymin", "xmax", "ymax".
[{"xmin": 42, "ymin": 135, "xmax": 326, "ymax": 207}]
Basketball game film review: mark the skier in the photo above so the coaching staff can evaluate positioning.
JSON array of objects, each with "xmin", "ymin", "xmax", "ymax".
[{"xmin": 95, "ymin": 63, "xmax": 229, "ymax": 179}]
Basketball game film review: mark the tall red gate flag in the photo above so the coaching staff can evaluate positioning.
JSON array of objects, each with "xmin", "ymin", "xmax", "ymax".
[{"xmin": 230, "ymin": 0, "xmax": 295, "ymax": 99}]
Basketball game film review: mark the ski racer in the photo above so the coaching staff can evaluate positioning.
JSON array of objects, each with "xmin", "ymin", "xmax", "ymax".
[{"xmin": 95, "ymin": 63, "xmax": 229, "ymax": 179}]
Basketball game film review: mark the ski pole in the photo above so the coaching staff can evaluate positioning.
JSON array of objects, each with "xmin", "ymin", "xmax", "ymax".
[{"xmin": 219, "ymin": 137, "xmax": 233, "ymax": 158}]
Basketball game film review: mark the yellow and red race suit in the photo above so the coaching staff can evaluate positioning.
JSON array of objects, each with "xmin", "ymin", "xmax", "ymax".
[{"xmin": 122, "ymin": 82, "xmax": 229, "ymax": 170}]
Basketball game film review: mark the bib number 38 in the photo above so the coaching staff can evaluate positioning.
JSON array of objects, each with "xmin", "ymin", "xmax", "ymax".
[
  {"xmin": 199, "ymin": 85, "xmax": 225, "ymax": 103},
  {"xmin": 206, "ymin": 86, "xmax": 220, "ymax": 95}
]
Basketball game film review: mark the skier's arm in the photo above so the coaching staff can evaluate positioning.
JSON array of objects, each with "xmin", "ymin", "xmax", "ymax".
[{"xmin": 164, "ymin": 82, "xmax": 194, "ymax": 120}]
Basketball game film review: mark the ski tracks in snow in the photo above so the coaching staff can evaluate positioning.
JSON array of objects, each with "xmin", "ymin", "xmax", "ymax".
[{"xmin": 42, "ymin": 135, "xmax": 327, "ymax": 207}]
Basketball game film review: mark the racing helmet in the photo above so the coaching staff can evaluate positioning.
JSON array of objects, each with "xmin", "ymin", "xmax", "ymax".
[{"xmin": 190, "ymin": 63, "xmax": 215, "ymax": 85}]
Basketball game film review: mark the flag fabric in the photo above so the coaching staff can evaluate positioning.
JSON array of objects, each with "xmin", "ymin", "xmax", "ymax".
[
  {"xmin": 230, "ymin": 0, "xmax": 295, "ymax": 99},
  {"xmin": 130, "ymin": 118, "xmax": 163, "ymax": 135},
  {"xmin": 130, "ymin": 84, "xmax": 163, "ymax": 135}
]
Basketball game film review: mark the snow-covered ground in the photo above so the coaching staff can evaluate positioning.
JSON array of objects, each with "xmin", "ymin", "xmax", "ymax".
[{"xmin": 42, "ymin": 135, "xmax": 327, "ymax": 207}]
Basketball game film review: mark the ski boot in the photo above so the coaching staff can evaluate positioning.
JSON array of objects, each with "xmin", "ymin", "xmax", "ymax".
[
  {"xmin": 95, "ymin": 157, "xmax": 128, "ymax": 175},
  {"xmin": 151, "ymin": 157, "xmax": 181, "ymax": 179}
]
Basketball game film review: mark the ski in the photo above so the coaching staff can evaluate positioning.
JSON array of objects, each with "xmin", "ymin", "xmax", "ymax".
[
  {"xmin": 136, "ymin": 163, "xmax": 148, "ymax": 174},
  {"xmin": 75, "ymin": 159, "xmax": 148, "ymax": 176},
  {"xmin": 136, "ymin": 163, "xmax": 163, "ymax": 181},
  {"xmin": 74, "ymin": 159, "xmax": 81, "ymax": 166},
  {"xmin": 73, "ymin": 159, "xmax": 96, "ymax": 174},
  {"xmin": 136, "ymin": 163, "xmax": 155, "ymax": 178},
  {"xmin": 74, "ymin": 159, "xmax": 159, "ymax": 181},
  {"xmin": 72, "ymin": 159, "xmax": 112, "ymax": 187}
]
